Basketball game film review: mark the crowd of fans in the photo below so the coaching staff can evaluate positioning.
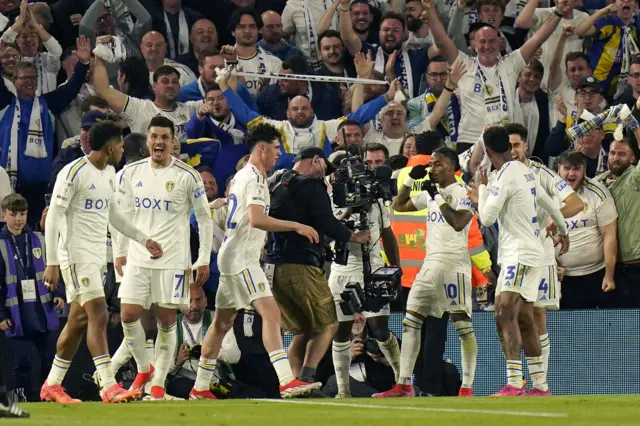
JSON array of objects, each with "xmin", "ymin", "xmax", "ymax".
[{"xmin": 0, "ymin": 0, "xmax": 639, "ymax": 404}]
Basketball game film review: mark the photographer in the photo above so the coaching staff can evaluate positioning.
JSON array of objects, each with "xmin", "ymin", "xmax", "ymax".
[
  {"xmin": 266, "ymin": 147, "xmax": 370, "ymax": 386},
  {"xmin": 327, "ymin": 151, "xmax": 401, "ymax": 398}
]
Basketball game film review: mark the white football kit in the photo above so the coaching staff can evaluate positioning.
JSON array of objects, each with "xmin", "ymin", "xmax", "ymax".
[
  {"xmin": 408, "ymin": 182, "xmax": 475, "ymax": 318},
  {"xmin": 234, "ymin": 47, "xmax": 282, "ymax": 96},
  {"xmin": 529, "ymin": 161, "xmax": 575, "ymax": 309},
  {"xmin": 329, "ymin": 200, "xmax": 391, "ymax": 321},
  {"xmin": 216, "ymin": 163, "xmax": 273, "ymax": 310},
  {"xmin": 46, "ymin": 157, "xmax": 147, "ymax": 306},
  {"xmin": 479, "ymin": 161, "xmax": 567, "ymax": 302},
  {"xmin": 116, "ymin": 157, "xmax": 212, "ymax": 309}
]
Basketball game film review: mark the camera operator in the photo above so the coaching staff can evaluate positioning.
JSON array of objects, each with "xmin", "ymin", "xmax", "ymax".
[
  {"xmin": 327, "ymin": 150, "xmax": 401, "ymax": 398},
  {"xmin": 266, "ymin": 147, "xmax": 370, "ymax": 386}
]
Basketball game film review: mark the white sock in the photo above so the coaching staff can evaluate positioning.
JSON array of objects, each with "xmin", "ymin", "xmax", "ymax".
[
  {"xmin": 122, "ymin": 320, "xmax": 149, "ymax": 374},
  {"xmin": 506, "ymin": 360, "xmax": 523, "ymax": 388},
  {"xmin": 526, "ymin": 356, "xmax": 549, "ymax": 391},
  {"xmin": 194, "ymin": 357, "xmax": 216, "ymax": 392},
  {"xmin": 150, "ymin": 322, "xmax": 177, "ymax": 389},
  {"xmin": 111, "ymin": 342, "xmax": 132, "ymax": 374},
  {"xmin": 145, "ymin": 339, "xmax": 155, "ymax": 366},
  {"xmin": 540, "ymin": 333, "xmax": 550, "ymax": 380},
  {"xmin": 268, "ymin": 349, "xmax": 295, "ymax": 386},
  {"xmin": 398, "ymin": 313, "xmax": 423, "ymax": 385},
  {"xmin": 377, "ymin": 334, "xmax": 401, "ymax": 382},
  {"xmin": 455, "ymin": 321, "xmax": 477, "ymax": 388},
  {"xmin": 93, "ymin": 355, "xmax": 117, "ymax": 390},
  {"xmin": 46, "ymin": 355, "xmax": 71, "ymax": 386},
  {"xmin": 332, "ymin": 340, "xmax": 351, "ymax": 395}
]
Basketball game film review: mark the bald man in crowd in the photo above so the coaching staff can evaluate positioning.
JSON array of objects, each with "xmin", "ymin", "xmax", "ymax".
[
  {"xmin": 141, "ymin": 30, "xmax": 197, "ymax": 86},
  {"xmin": 258, "ymin": 11, "xmax": 304, "ymax": 61}
]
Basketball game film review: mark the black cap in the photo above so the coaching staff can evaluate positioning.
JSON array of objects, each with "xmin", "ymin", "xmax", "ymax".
[
  {"xmin": 294, "ymin": 147, "xmax": 336, "ymax": 176},
  {"xmin": 81, "ymin": 110, "xmax": 108, "ymax": 129},
  {"xmin": 577, "ymin": 76, "xmax": 602, "ymax": 93}
]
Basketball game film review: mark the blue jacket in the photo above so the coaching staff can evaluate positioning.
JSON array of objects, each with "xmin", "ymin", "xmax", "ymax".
[
  {"xmin": 179, "ymin": 79, "xmax": 259, "ymax": 112},
  {"xmin": 257, "ymin": 81, "xmax": 343, "ymax": 121},
  {"xmin": 0, "ymin": 61, "xmax": 89, "ymax": 185},
  {"xmin": 257, "ymin": 40, "xmax": 305, "ymax": 62},
  {"xmin": 189, "ymin": 211, "xmax": 219, "ymax": 297}
]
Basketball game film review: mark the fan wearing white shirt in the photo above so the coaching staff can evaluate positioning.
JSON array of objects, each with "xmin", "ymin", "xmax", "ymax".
[
  {"xmin": 41, "ymin": 121, "xmax": 162, "ymax": 404},
  {"xmin": 468, "ymin": 126, "xmax": 569, "ymax": 397},
  {"xmin": 424, "ymin": 0, "xmax": 569, "ymax": 148},
  {"xmin": 141, "ymin": 31, "xmax": 196, "ymax": 87},
  {"xmin": 190, "ymin": 123, "xmax": 322, "ymax": 400},
  {"xmin": 506, "ymin": 123, "xmax": 584, "ymax": 386}
]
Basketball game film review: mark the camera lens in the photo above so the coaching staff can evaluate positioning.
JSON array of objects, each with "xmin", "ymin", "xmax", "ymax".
[{"xmin": 190, "ymin": 344, "xmax": 202, "ymax": 359}]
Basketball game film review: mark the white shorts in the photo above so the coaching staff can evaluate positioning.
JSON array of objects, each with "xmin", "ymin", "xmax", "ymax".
[
  {"xmin": 328, "ymin": 274, "xmax": 390, "ymax": 322},
  {"xmin": 407, "ymin": 268, "xmax": 471, "ymax": 318},
  {"xmin": 61, "ymin": 263, "xmax": 106, "ymax": 306},
  {"xmin": 216, "ymin": 266, "xmax": 272, "ymax": 310},
  {"xmin": 118, "ymin": 264, "xmax": 190, "ymax": 309},
  {"xmin": 496, "ymin": 263, "xmax": 543, "ymax": 303},
  {"xmin": 534, "ymin": 265, "xmax": 560, "ymax": 310}
]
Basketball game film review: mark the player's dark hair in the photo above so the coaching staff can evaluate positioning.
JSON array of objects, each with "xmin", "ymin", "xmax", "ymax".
[
  {"xmin": 153, "ymin": 65, "xmax": 180, "ymax": 83},
  {"xmin": 124, "ymin": 133, "xmax": 147, "ymax": 159},
  {"xmin": 229, "ymin": 8, "xmax": 262, "ymax": 33},
  {"xmin": 483, "ymin": 126, "xmax": 510, "ymax": 154},
  {"xmin": 556, "ymin": 150, "xmax": 587, "ymax": 169},
  {"xmin": 365, "ymin": 142, "xmax": 389, "ymax": 159},
  {"xmin": 318, "ymin": 30, "xmax": 342, "ymax": 47},
  {"xmin": 504, "ymin": 123, "xmax": 528, "ymax": 142},
  {"xmin": 414, "ymin": 131, "xmax": 445, "ymax": 155},
  {"xmin": 89, "ymin": 120, "xmax": 122, "ymax": 151},
  {"xmin": 247, "ymin": 123, "xmax": 281, "ymax": 152},
  {"xmin": 148, "ymin": 116, "xmax": 175, "ymax": 138},
  {"xmin": 386, "ymin": 154, "xmax": 408, "ymax": 170},
  {"xmin": 197, "ymin": 48, "xmax": 220, "ymax": 68},
  {"xmin": 380, "ymin": 11, "xmax": 406, "ymax": 31},
  {"xmin": 120, "ymin": 57, "xmax": 153, "ymax": 98},
  {"xmin": 80, "ymin": 96, "xmax": 108, "ymax": 114},
  {"xmin": 564, "ymin": 52, "xmax": 590, "ymax": 69},
  {"xmin": 2, "ymin": 193, "xmax": 28, "ymax": 213},
  {"xmin": 433, "ymin": 147, "xmax": 460, "ymax": 170}
]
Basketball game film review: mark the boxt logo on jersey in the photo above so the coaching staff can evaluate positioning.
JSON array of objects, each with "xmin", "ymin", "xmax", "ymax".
[{"xmin": 135, "ymin": 197, "xmax": 173, "ymax": 211}]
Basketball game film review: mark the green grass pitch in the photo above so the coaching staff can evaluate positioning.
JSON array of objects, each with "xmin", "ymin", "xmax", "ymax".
[{"xmin": 8, "ymin": 395, "xmax": 640, "ymax": 426}]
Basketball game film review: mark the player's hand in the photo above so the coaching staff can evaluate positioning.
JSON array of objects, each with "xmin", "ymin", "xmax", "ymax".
[
  {"xmin": 467, "ymin": 183, "xmax": 479, "ymax": 207},
  {"xmin": 350, "ymin": 230, "xmax": 371, "ymax": 245},
  {"xmin": 209, "ymin": 198, "xmax": 228, "ymax": 210},
  {"xmin": 145, "ymin": 239, "xmax": 163, "ymax": 259},
  {"xmin": 0, "ymin": 319, "xmax": 11, "ymax": 331},
  {"xmin": 409, "ymin": 164, "xmax": 428, "ymax": 180},
  {"xmin": 40, "ymin": 206, "xmax": 48, "ymax": 232},
  {"xmin": 193, "ymin": 265, "xmax": 210, "ymax": 287},
  {"xmin": 545, "ymin": 220, "xmax": 558, "ymax": 237},
  {"xmin": 351, "ymin": 338, "xmax": 365, "ymax": 360},
  {"xmin": 220, "ymin": 45, "xmax": 238, "ymax": 63},
  {"xmin": 176, "ymin": 343, "xmax": 190, "ymax": 366},
  {"xmin": 43, "ymin": 265, "xmax": 59, "ymax": 292},
  {"xmin": 421, "ymin": 178, "xmax": 439, "ymax": 199},
  {"xmin": 294, "ymin": 223, "xmax": 320, "ymax": 244},
  {"xmin": 476, "ymin": 167, "xmax": 489, "ymax": 186},
  {"xmin": 554, "ymin": 234, "xmax": 570, "ymax": 255},
  {"xmin": 557, "ymin": 266, "xmax": 565, "ymax": 281},
  {"xmin": 109, "ymin": 312, "xmax": 121, "ymax": 327},
  {"xmin": 53, "ymin": 297, "xmax": 64, "ymax": 310},
  {"xmin": 602, "ymin": 276, "xmax": 615, "ymax": 293},
  {"xmin": 115, "ymin": 256, "xmax": 127, "ymax": 277}
]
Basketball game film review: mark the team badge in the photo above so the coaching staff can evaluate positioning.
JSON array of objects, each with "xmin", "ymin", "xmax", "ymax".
[
  {"xmin": 32, "ymin": 248, "xmax": 41, "ymax": 259},
  {"xmin": 484, "ymin": 85, "xmax": 493, "ymax": 96},
  {"xmin": 81, "ymin": 277, "xmax": 90, "ymax": 287},
  {"xmin": 109, "ymin": 179, "xmax": 114, "ymax": 191},
  {"xmin": 257, "ymin": 282, "xmax": 266, "ymax": 292},
  {"xmin": 445, "ymin": 195, "xmax": 452, "ymax": 204},
  {"xmin": 165, "ymin": 181, "xmax": 175, "ymax": 192},
  {"xmin": 583, "ymin": 202, "xmax": 589, "ymax": 212}
]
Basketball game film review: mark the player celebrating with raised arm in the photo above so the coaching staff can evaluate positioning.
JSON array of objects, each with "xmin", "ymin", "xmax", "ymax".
[
  {"xmin": 115, "ymin": 116, "xmax": 214, "ymax": 401},
  {"xmin": 40, "ymin": 121, "xmax": 163, "ymax": 404},
  {"xmin": 374, "ymin": 147, "xmax": 477, "ymax": 398},
  {"xmin": 468, "ymin": 126, "xmax": 569, "ymax": 396},
  {"xmin": 190, "ymin": 123, "xmax": 323, "ymax": 400}
]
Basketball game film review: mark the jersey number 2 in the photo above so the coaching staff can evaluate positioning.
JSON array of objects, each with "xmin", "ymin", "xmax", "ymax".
[
  {"xmin": 226, "ymin": 194, "xmax": 238, "ymax": 229},
  {"xmin": 531, "ymin": 188, "xmax": 540, "ymax": 238}
]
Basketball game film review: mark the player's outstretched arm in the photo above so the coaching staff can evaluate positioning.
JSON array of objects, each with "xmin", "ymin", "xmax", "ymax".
[
  {"xmin": 392, "ymin": 165, "xmax": 428, "ymax": 212},
  {"xmin": 477, "ymin": 169, "xmax": 506, "ymax": 227},
  {"xmin": 192, "ymin": 195, "xmax": 214, "ymax": 268},
  {"xmin": 560, "ymin": 192, "xmax": 584, "ymax": 218},
  {"xmin": 248, "ymin": 205, "xmax": 319, "ymax": 244},
  {"xmin": 437, "ymin": 201, "xmax": 474, "ymax": 232},
  {"xmin": 107, "ymin": 202, "xmax": 162, "ymax": 259},
  {"xmin": 536, "ymin": 184, "xmax": 570, "ymax": 255}
]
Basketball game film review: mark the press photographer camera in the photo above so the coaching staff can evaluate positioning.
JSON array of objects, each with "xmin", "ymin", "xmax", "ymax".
[
  {"xmin": 184, "ymin": 344, "xmax": 202, "ymax": 360},
  {"xmin": 328, "ymin": 150, "xmax": 402, "ymax": 316}
]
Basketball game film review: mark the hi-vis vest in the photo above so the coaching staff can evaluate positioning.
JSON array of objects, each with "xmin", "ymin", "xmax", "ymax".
[{"xmin": 390, "ymin": 155, "xmax": 492, "ymax": 289}]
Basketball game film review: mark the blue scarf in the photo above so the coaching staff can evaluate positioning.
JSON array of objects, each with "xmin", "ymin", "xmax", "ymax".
[{"xmin": 422, "ymin": 88, "xmax": 461, "ymax": 142}]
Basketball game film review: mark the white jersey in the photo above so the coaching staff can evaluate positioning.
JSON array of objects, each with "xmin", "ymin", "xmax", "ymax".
[
  {"xmin": 50, "ymin": 157, "xmax": 117, "ymax": 268},
  {"xmin": 116, "ymin": 157, "xmax": 209, "ymax": 269},
  {"xmin": 529, "ymin": 160, "xmax": 575, "ymax": 265},
  {"xmin": 217, "ymin": 163, "xmax": 270, "ymax": 275},
  {"xmin": 411, "ymin": 182, "xmax": 475, "ymax": 274},
  {"xmin": 234, "ymin": 47, "xmax": 282, "ymax": 96},
  {"xmin": 331, "ymin": 199, "xmax": 390, "ymax": 276},
  {"xmin": 480, "ymin": 161, "xmax": 545, "ymax": 267},
  {"xmin": 557, "ymin": 179, "xmax": 617, "ymax": 276},
  {"xmin": 148, "ymin": 58, "xmax": 197, "ymax": 87},
  {"xmin": 120, "ymin": 96, "xmax": 203, "ymax": 144}
]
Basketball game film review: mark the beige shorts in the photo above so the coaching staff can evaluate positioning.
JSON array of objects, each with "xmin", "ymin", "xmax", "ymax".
[
  {"xmin": 496, "ymin": 263, "xmax": 543, "ymax": 303},
  {"xmin": 408, "ymin": 268, "xmax": 472, "ymax": 318},
  {"xmin": 216, "ymin": 266, "xmax": 272, "ymax": 310},
  {"xmin": 328, "ymin": 273, "xmax": 390, "ymax": 322},
  {"xmin": 119, "ymin": 264, "xmax": 190, "ymax": 309},
  {"xmin": 61, "ymin": 263, "xmax": 106, "ymax": 306},
  {"xmin": 534, "ymin": 264, "xmax": 560, "ymax": 310}
]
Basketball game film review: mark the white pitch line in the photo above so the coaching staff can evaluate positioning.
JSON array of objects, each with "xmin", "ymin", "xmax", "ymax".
[{"xmin": 251, "ymin": 399, "xmax": 568, "ymax": 418}]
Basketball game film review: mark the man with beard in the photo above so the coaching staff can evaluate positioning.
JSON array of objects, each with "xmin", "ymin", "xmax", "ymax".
[
  {"xmin": 404, "ymin": 0, "xmax": 433, "ymax": 49},
  {"xmin": 93, "ymin": 35, "xmax": 203, "ymax": 145},
  {"xmin": 258, "ymin": 11, "xmax": 303, "ymax": 62},
  {"xmin": 177, "ymin": 19, "xmax": 219, "ymax": 75},
  {"xmin": 597, "ymin": 137, "xmax": 640, "ymax": 308},
  {"xmin": 140, "ymin": 31, "xmax": 197, "ymax": 87},
  {"xmin": 1, "ymin": 0, "xmax": 62, "ymax": 94},
  {"xmin": 315, "ymin": 30, "xmax": 355, "ymax": 103},
  {"xmin": 426, "ymin": 0, "xmax": 566, "ymax": 148},
  {"xmin": 258, "ymin": 55, "xmax": 343, "ymax": 121},
  {"xmin": 340, "ymin": 1, "xmax": 428, "ymax": 98},
  {"xmin": 217, "ymin": 52, "xmax": 400, "ymax": 170},
  {"xmin": 184, "ymin": 85, "xmax": 250, "ymax": 198}
]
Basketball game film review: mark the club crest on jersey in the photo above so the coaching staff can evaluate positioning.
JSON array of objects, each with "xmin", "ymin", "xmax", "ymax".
[
  {"xmin": 109, "ymin": 179, "xmax": 114, "ymax": 191},
  {"xmin": 484, "ymin": 85, "xmax": 494, "ymax": 96},
  {"xmin": 165, "ymin": 181, "xmax": 175, "ymax": 192},
  {"xmin": 583, "ymin": 202, "xmax": 589, "ymax": 212},
  {"xmin": 257, "ymin": 282, "xmax": 266, "ymax": 292},
  {"xmin": 32, "ymin": 248, "xmax": 41, "ymax": 259},
  {"xmin": 81, "ymin": 277, "xmax": 90, "ymax": 287}
]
